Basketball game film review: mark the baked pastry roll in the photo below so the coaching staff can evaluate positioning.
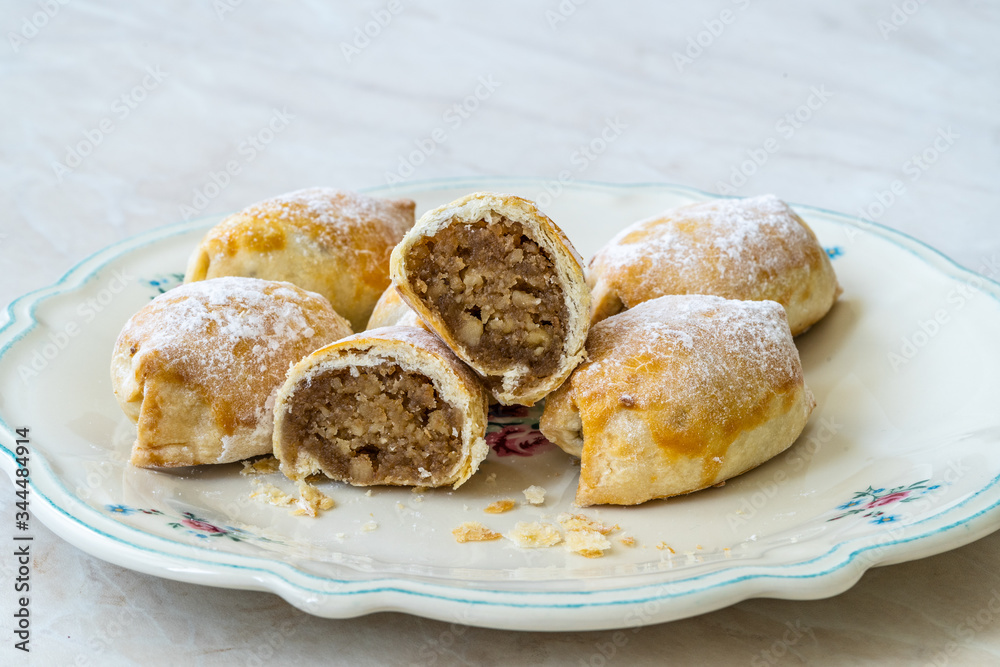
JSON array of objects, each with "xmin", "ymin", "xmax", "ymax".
[
  {"xmin": 540, "ymin": 295, "xmax": 815, "ymax": 506},
  {"xmin": 390, "ymin": 192, "xmax": 590, "ymax": 406},
  {"xmin": 588, "ymin": 194, "xmax": 839, "ymax": 335},
  {"xmin": 184, "ymin": 187, "xmax": 416, "ymax": 331},
  {"xmin": 273, "ymin": 326, "xmax": 489, "ymax": 489},
  {"xmin": 365, "ymin": 284, "xmax": 425, "ymax": 330},
  {"xmin": 111, "ymin": 277, "xmax": 352, "ymax": 467}
]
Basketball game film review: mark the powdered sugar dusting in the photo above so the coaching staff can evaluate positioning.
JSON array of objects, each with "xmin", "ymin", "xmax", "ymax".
[
  {"xmin": 248, "ymin": 187, "xmax": 412, "ymax": 237},
  {"xmin": 118, "ymin": 277, "xmax": 351, "ymax": 435},
  {"xmin": 578, "ymin": 294, "xmax": 802, "ymax": 418},
  {"xmin": 593, "ymin": 195, "xmax": 819, "ymax": 303}
]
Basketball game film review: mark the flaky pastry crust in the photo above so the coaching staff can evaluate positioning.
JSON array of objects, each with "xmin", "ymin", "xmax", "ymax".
[
  {"xmin": 111, "ymin": 277, "xmax": 352, "ymax": 467},
  {"xmin": 540, "ymin": 295, "xmax": 815, "ymax": 506},
  {"xmin": 588, "ymin": 194, "xmax": 840, "ymax": 335},
  {"xmin": 184, "ymin": 187, "xmax": 415, "ymax": 331}
]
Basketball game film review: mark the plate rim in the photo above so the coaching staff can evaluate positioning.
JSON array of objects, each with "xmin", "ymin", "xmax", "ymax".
[{"xmin": 3, "ymin": 177, "xmax": 1000, "ymax": 630}]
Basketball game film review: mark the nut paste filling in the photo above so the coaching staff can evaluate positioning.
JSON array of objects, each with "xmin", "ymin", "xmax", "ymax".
[
  {"xmin": 406, "ymin": 217, "xmax": 569, "ymax": 389},
  {"xmin": 284, "ymin": 363, "xmax": 463, "ymax": 485}
]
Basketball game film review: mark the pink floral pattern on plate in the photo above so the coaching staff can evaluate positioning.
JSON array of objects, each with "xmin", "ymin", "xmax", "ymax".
[
  {"xmin": 486, "ymin": 402, "xmax": 553, "ymax": 457},
  {"xmin": 105, "ymin": 505, "xmax": 282, "ymax": 544},
  {"xmin": 828, "ymin": 480, "xmax": 943, "ymax": 525}
]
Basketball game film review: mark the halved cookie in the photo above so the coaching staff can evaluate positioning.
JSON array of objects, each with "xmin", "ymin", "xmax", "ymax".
[
  {"xmin": 540, "ymin": 295, "xmax": 815, "ymax": 506},
  {"xmin": 273, "ymin": 326, "xmax": 489, "ymax": 489},
  {"xmin": 390, "ymin": 192, "xmax": 590, "ymax": 405},
  {"xmin": 111, "ymin": 277, "xmax": 352, "ymax": 467},
  {"xmin": 184, "ymin": 187, "xmax": 415, "ymax": 331},
  {"xmin": 588, "ymin": 194, "xmax": 840, "ymax": 335}
]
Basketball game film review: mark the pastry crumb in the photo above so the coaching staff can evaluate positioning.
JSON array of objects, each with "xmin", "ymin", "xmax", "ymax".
[
  {"xmin": 240, "ymin": 456, "xmax": 281, "ymax": 476},
  {"xmin": 619, "ymin": 536, "xmax": 636, "ymax": 547},
  {"xmin": 361, "ymin": 520, "xmax": 378, "ymax": 532},
  {"xmin": 292, "ymin": 481, "xmax": 335, "ymax": 517},
  {"xmin": 453, "ymin": 521, "xmax": 502, "ymax": 543},
  {"xmin": 484, "ymin": 499, "xmax": 516, "ymax": 514},
  {"xmin": 522, "ymin": 485, "xmax": 546, "ymax": 505},
  {"xmin": 365, "ymin": 489, "xmax": 373, "ymax": 497},
  {"xmin": 656, "ymin": 542, "xmax": 676, "ymax": 554},
  {"xmin": 507, "ymin": 522, "xmax": 562, "ymax": 548},
  {"xmin": 557, "ymin": 513, "xmax": 616, "ymax": 535},
  {"xmin": 249, "ymin": 479, "xmax": 333, "ymax": 517},
  {"xmin": 249, "ymin": 482, "xmax": 297, "ymax": 507},
  {"xmin": 564, "ymin": 528, "xmax": 611, "ymax": 558},
  {"xmin": 485, "ymin": 472, "xmax": 497, "ymax": 486},
  {"xmin": 558, "ymin": 513, "xmax": 613, "ymax": 558}
]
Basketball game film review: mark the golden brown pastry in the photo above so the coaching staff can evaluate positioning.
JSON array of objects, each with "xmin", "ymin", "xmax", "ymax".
[
  {"xmin": 184, "ymin": 187, "xmax": 415, "ymax": 331},
  {"xmin": 273, "ymin": 326, "xmax": 489, "ymax": 489},
  {"xmin": 365, "ymin": 284, "xmax": 425, "ymax": 330},
  {"xmin": 588, "ymin": 194, "xmax": 840, "ymax": 335},
  {"xmin": 540, "ymin": 295, "xmax": 815, "ymax": 506},
  {"xmin": 111, "ymin": 277, "xmax": 352, "ymax": 467},
  {"xmin": 390, "ymin": 192, "xmax": 591, "ymax": 406}
]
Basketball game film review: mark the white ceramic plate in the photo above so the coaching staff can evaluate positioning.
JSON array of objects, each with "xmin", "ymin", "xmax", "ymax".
[{"xmin": 2, "ymin": 179, "xmax": 999, "ymax": 632}]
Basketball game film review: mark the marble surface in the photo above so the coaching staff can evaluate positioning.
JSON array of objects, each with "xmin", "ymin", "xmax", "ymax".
[{"xmin": 1, "ymin": 0, "xmax": 999, "ymax": 664}]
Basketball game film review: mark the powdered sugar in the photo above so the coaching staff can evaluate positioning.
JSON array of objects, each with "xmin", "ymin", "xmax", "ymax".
[
  {"xmin": 118, "ymin": 276, "xmax": 351, "ymax": 439},
  {"xmin": 127, "ymin": 278, "xmax": 321, "ymax": 383},
  {"xmin": 593, "ymin": 195, "xmax": 817, "ymax": 301},
  {"xmin": 249, "ymin": 187, "xmax": 412, "ymax": 236},
  {"xmin": 579, "ymin": 294, "xmax": 802, "ymax": 416}
]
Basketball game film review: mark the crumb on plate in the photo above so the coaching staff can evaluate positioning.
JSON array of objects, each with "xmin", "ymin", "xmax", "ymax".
[
  {"xmin": 506, "ymin": 522, "xmax": 562, "ymax": 548},
  {"xmin": 292, "ymin": 481, "xmax": 335, "ymax": 517},
  {"xmin": 557, "ymin": 513, "xmax": 616, "ymax": 535},
  {"xmin": 453, "ymin": 521, "xmax": 502, "ymax": 543},
  {"xmin": 563, "ymin": 528, "xmax": 611, "ymax": 558},
  {"xmin": 484, "ymin": 499, "xmax": 516, "ymax": 514},
  {"xmin": 522, "ymin": 485, "xmax": 546, "ymax": 505},
  {"xmin": 240, "ymin": 456, "xmax": 281, "ymax": 476}
]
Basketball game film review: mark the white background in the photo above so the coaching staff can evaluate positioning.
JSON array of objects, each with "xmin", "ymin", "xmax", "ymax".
[{"xmin": 1, "ymin": 0, "xmax": 999, "ymax": 664}]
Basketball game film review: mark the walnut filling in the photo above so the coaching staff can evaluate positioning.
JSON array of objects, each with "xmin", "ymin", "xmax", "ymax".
[
  {"xmin": 407, "ymin": 218, "xmax": 568, "ymax": 385},
  {"xmin": 286, "ymin": 364, "xmax": 463, "ymax": 485}
]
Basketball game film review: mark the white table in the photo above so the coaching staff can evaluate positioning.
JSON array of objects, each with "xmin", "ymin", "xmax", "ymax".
[{"xmin": 2, "ymin": 1, "xmax": 999, "ymax": 663}]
